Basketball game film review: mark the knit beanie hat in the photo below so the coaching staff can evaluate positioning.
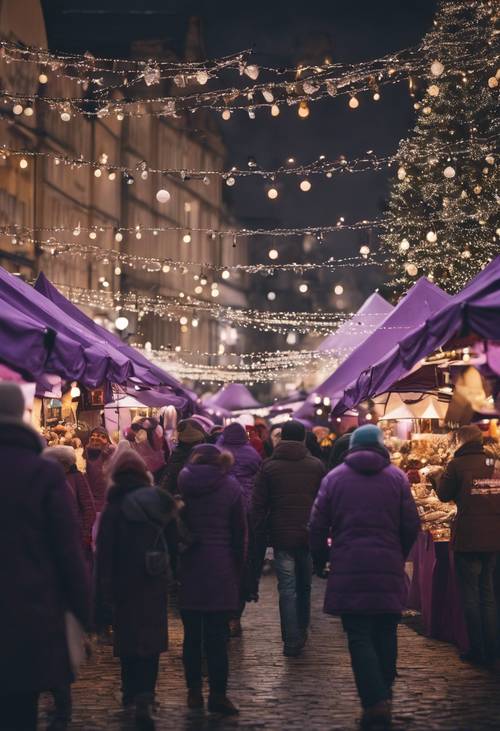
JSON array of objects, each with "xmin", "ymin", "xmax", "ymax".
[
  {"xmin": 349, "ymin": 424, "xmax": 384, "ymax": 450},
  {"xmin": 190, "ymin": 443, "xmax": 234, "ymax": 470},
  {"xmin": 281, "ymin": 419, "xmax": 306, "ymax": 442},
  {"xmin": 107, "ymin": 440, "xmax": 153, "ymax": 485},
  {"xmin": 0, "ymin": 382, "xmax": 25, "ymax": 426},
  {"xmin": 177, "ymin": 418, "xmax": 206, "ymax": 444},
  {"xmin": 43, "ymin": 445, "xmax": 76, "ymax": 472}
]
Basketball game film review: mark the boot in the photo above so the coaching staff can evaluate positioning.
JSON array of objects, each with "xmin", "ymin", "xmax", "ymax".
[
  {"xmin": 135, "ymin": 693, "xmax": 155, "ymax": 730},
  {"xmin": 360, "ymin": 700, "xmax": 392, "ymax": 730},
  {"xmin": 208, "ymin": 693, "xmax": 239, "ymax": 716},
  {"xmin": 187, "ymin": 687, "xmax": 204, "ymax": 709},
  {"xmin": 228, "ymin": 618, "xmax": 242, "ymax": 638}
]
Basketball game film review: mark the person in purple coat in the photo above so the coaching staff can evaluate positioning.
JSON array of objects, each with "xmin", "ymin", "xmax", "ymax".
[
  {"xmin": 178, "ymin": 444, "xmax": 247, "ymax": 716},
  {"xmin": 309, "ymin": 424, "xmax": 420, "ymax": 731},
  {"xmin": 218, "ymin": 422, "xmax": 262, "ymax": 636}
]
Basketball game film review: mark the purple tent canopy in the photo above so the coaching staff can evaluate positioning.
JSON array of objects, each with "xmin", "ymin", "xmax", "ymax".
[
  {"xmin": 333, "ymin": 257, "xmax": 500, "ymax": 415},
  {"xmin": 0, "ymin": 266, "xmax": 134, "ymax": 388},
  {"xmin": 296, "ymin": 278, "xmax": 451, "ymax": 420},
  {"xmin": 204, "ymin": 383, "xmax": 261, "ymax": 412},
  {"xmin": 34, "ymin": 273, "xmax": 189, "ymax": 397},
  {"xmin": 0, "ymin": 296, "xmax": 84, "ymax": 382},
  {"xmin": 318, "ymin": 292, "xmax": 394, "ymax": 353}
]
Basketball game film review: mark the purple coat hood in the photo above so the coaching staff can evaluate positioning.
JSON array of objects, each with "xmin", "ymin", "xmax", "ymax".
[
  {"xmin": 178, "ymin": 463, "xmax": 247, "ymax": 611},
  {"xmin": 218, "ymin": 423, "xmax": 262, "ymax": 508},
  {"xmin": 309, "ymin": 447, "xmax": 420, "ymax": 615}
]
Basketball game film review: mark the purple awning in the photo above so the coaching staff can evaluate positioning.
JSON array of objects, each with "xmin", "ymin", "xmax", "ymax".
[
  {"xmin": 34, "ymin": 273, "xmax": 191, "ymax": 403},
  {"xmin": 204, "ymin": 383, "xmax": 261, "ymax": 412},
  {"xmin": 333, "ymin": 257, "xmax": 500, "ymax": 415},
  {"xmin": 0, "ymin": 266, "xmax": 132, "ymax": 388},
  {"xmin": 297, "ymin": 278, "xmax": 451, "ymax": 418},
  {"xmin": 318, "ymin": 292, "xmax": 394, "ymax": 353}
]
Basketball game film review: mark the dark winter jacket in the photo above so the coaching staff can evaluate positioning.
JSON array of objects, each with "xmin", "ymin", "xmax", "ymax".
[
  {"xmin": 178, "ymin": 462, "xmax": 247, "ymax": 611},
  {"xmin": 0, "ymin": 424, "xmax": 90, "ymax": 693},
  {"xmin": 251, "ymin": 440, "xmax": 325, "ymax": 550},
  {"xmin": 218, "ymin": 423, "xmax": 262, "ymax": 509},
  {"xmin": 162, "ymin": 442, "xmax": 199, "ymax": 495},
  {"xmin": 437, "ymin": 441, "xmax": 500, "ymax": 552},
  {"xmin": 94, "ymin": 474, "xmax": 177, "ymax": 657},
  {"xmin": 309, "ymin": 446, "xmax": 420, "ymax": 615},
  {"xmin": 85, "ymin": 445, "xmax": 114, "ymax": 512},
  {"xmin": 66, "ymin": 465, "xmax": 96, "ymax": 556}
]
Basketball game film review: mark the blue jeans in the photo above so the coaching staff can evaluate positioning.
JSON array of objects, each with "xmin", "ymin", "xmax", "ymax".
[{"xmin": 274, "ymin": 548, "xmax": 312, "ymax": 648}]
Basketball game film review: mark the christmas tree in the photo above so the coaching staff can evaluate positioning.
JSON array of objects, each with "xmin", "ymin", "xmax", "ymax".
[{"xmin": 381, "ymin": 0, "xmax": 499, "ymax": 294}]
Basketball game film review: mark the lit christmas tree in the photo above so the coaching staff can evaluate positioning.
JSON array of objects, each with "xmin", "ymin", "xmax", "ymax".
[{"xmin": 381, "ymin": 0, "xmax": 499, "ymax": 294}]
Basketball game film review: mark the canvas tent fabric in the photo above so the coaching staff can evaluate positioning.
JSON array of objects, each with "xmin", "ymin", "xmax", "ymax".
[
  {"xmin": 297, "ymin": 278, "xmax": 452, "ymax": 418},
  {"xmin": 204, "ymin": 383, "xmax": 261, "ymax": 412},
  {"xmin": 34, "ymin": 273, "xmax": 192, "ymax": 404},
  {"xmin": 333, "ymin": 256, "xmax": 500, "ymax": 416},
  {"xmin": 318, "ymin": 292, "xmax": 394, "ymax": 353}
]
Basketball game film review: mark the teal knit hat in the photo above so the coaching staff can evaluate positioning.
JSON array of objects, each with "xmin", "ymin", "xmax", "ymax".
[{"xmin": 349, "ymin": 424, "xmax": 384, "ymax": 450}]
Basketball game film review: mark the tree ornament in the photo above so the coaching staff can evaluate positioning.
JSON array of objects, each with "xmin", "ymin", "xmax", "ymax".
[
  {"xmin": 397, "ymin": 166, "xmax": 407, "ymax": 180},
  {"xmin": 244, "ymin": 64, "xmax": 260, "ymax": 80},
  {"xmin": 399, "ymin": 238, "xmax": 410, "ymax": 252},
  {"xmin": 473, "ymin": 185, "xmax": 482, "ymax": 194},
  {"xmin": 488, "ymin": 76, "xmax": 498, "ymax": 88},
  {"xmin": 196, "ymin": 70, "xmax": 209, "ymax": 85},
  {"xmin": 262, "ymin": 89, "xmax": 274, "ymax": 103},
  {"xmin": 423, "ymin": 106, "xmax": 432, "ymax": 115},
  {"xmin": 428, "ymin": 84, "xmax": 440, "ymax": 96},
  {"xmin": 485, "ymin": 155, "xmax": 495, "ymax": 165},
  {"xmin": 430, "ymin": 60, "xmax": 444, "ymax": 76},
  {"xmin": 143, "ymin": 62, "xmax": 161, "ymax": 86},
  {"xmin": 156, "ymin": 189, "xmax": 171, "ymax": 203},
  {"xmin": 443, "ymin": 166, "xmax": 456, "ymax": 178},
  {"xmin": 426, "ymin": 231, "xmax": 437, "ymax": 243},
  {"xmin": 406, "ymin": 263, "xmax": 418, "ymax": 276}
]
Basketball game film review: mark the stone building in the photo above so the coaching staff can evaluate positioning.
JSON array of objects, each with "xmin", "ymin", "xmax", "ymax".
[{"xmin": 0, "ymin": 0, "xmax": 249, "ymax": 360}]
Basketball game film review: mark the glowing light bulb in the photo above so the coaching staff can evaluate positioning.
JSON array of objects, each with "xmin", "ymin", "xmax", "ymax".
[
  {"xmin": 443, "ymin": 166, "xmax": 456, "ymax": 178},
  {"xmin": 299, "ymin": 283, "xmax": 309, "ymax": 293},
  {"xmin": 267, "ymin": 187, "xmax": 278, "ymax": 199},
  {"xmin": 108, "ymin": 171, "xmax": 116, "ymax": 180},
  {"xmin": 373, "ymin": 92, "xmax": 380, "ymax": 101},
  {"xmin": 271, "ymin": 104, "xmax": 280, "ymax": 117},
  {"xmin": 114, "ymin": 266, "xmax": 122, "ymax": 276},
  {"xmin": 221, "ymin": 109, "xmax": 231, "ymax": 121},
  {"xmin": 13, "ymin": 103, "xmax": 23, "ymax": 115},
  {"xmin": 39, "ymin": 73, "xmax": 48, "ymax": 84},
  {"xmin": 334, "ymin": 284, "xmax": 344, "ymax": 295},
  {"xmin": 115, "ymin": 231, "xmax": 123, "ymax": 242},
  {"xmin": 156, "ymin": 189, "xmax": 171, "ymax": 203},
  {"xmin": 268, "ymin": 248, "xmax": 279, "ymax": 260},
  {"xmin": 183, "ymin": 233, "xmax": 192, "ymax": 244},
  {"xmin": 196, "ymin": 70, "xmax": 209, "ymax": 85},
  {"xmin": 299, "ymin": 179, "xmax": 311, "ymax": 192},
  {"xmin": 348, "ymin": 96, "xmax": 359, "ymax": 109},
  {"xmin": 94, "ymin": 168, "xmax": 102, "ymax": 178},
  {"xmin": 19, "ymin": 158, "xmax": 28, "ymax": 169},
  {"xmin": 115, "ymin": 316, "xmax": 129, "ymax": 331},
  {"xmin": 221, "ymin": 270, "xmax": 230, "ymax": 280},
  {"xmin": 426, "ymin": 230, "xmax": 437, "ymax": 243},
  {"xmin": 179, "ymin": 316, "xmax": 188, "ymax": 326},
  {"xmin": 192, "ymin": 318, "xmax": 199, "ymax": 327},
  {"xmin": 298, "ymin": 101, "xmax": 310, "ymax": 118},
  {"xmin": 60, "ymin": 109, "xmax": 71, "ymax": 122},
  {"xmin": 359, "ymin": 245, "xmax": 370, "ymax": 257},
  {"xmin": 23, "ymin": 107, "xmax": 34, "ymax": 117},
  {"xmin": 267, "ymin": 291, "xmax": 276, "ymax": 301}
]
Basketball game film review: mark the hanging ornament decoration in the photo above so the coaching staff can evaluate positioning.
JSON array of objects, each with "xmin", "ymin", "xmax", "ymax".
[
  {"xmin": 405, "ymin": 263, "xmax": 418, "ymax": 276},
  {"xmin": 426, "ymin": 230, "xmax": 438, "ymax": 243},
  {"xmin": 399, "ymin": 238, "xmax": 410, "ymax": 252},
  {"xmin": 430, "ymin": 60, "xmax": 444, "ymax": 77},
  {"xmin": 142, "ymin": 61, "xmax": 161, "ymax": 86},
  {"xmin": 397, "ymin": 166, "xmax": 407, "ymax": 180},
  {"xmin": 348, "ymin": 95, "xmax": 359, "ymax": 109},
  {"xmin": 427, "ymin": 84, "xmax": 440, "ymax": 97}
]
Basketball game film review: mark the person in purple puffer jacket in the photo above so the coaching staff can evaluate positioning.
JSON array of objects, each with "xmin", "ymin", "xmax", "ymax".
[
  {"xmin": 178, "ymin": 444, "xmax": 247, "ymax": 716},
  {"xmin": 309, "ymin": 424, "xmax": 419, "ymax": 731},
  {"xmin": 218, "ymin": 422, "xmax": 262, "ymax": 636}
]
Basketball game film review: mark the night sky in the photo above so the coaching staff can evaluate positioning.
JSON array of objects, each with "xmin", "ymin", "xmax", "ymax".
[{"xmin": 42, "ymin": 0, "xmax": 438, "ymax": 311}]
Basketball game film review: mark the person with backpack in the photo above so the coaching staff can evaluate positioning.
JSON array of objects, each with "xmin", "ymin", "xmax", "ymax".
[{"xmin": 94, "ymin": 441, "xmax": 178, "ymax": 729}]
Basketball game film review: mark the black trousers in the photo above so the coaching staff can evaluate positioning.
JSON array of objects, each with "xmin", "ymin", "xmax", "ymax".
[
  {"xmin": 181, "ymin": 610, "xmax": 229, "ymax": 694},
  {"xmin": 341, "ymin": 613, "xmax": 400, "ymax": 709},
  {"xmin": 0, "ymin": 692, "xmax": 39, "ymax": 731},
  {"xmin": 455, "ymin": 551, "xmax": 499, "ymax": 663},
  {"xmin": 120, "ymin": 655, "xmax": 160, "ymax": 703}
]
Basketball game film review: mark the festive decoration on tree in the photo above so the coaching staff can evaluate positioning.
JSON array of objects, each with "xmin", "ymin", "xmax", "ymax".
[{"xmin": 381, "ymin": 0, "xmax": 499, "ymax": 293}]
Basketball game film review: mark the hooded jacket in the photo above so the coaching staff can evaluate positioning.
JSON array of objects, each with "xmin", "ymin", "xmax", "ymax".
[
  {"xmin": 95, "ymin": 472, "xmax": 177, "ymax": 657},
  {"xmin": 177, "ymin": 462, "xmax": 247, "ymax": 611},
  {"xmin": 218, "ymin": 422, "xmax": 262, "ymax": 509},
  {"xmin": 0, "ymin": 423, "xmax": 90, "ymax": 692},
  {"xmin": 437, "ymin": 440, "xmax": 500, "ymax": 552},
  {"xmin": 251, "ymin": 440, "xmax": 325, "ymax": 550},
  {"xmin": 309, "ymin": 446, "xmax": 420, "ymax": 615}
]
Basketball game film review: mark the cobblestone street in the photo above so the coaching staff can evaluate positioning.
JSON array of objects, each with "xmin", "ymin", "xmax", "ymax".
[{"xmin": 39, "ymin": 575, "xmax": 500, "ymax": 731}]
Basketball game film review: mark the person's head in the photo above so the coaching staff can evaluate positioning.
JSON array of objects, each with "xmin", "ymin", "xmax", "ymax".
[
  {"xmin": 177, "ymin": 418, "xmax": 206, "ymax": 445},
  {"xmin": 270, "ymin": 426, "xmax": 282, "ymax": 448},
  {"xmin": 281, "ymin": 420, "xmax": 306, "ymax": 443},
  {"xmin": 0, "ymin": 382, "xmax": 26, "ymax": 427},
  {"xmin": 454, "ymin": 424, "xmax": 483, "ymax": 450},
  {"xmin": 189, "ymin": 443, "xmax": 234, "ymax": 472},
  {"xmin": 107, "ymin": 440, "xmax": 152, "ymax": 488},
  {"xmin": 349, "ymin": 424, "xmax": 385, "ymax": 451},
  {"xmin": 88, "ymin": 426, "xmax": 111, "ymax": 450},
  {"xmin": 43, "ymin": 445, "xmax": 76, "ymax": 473}
]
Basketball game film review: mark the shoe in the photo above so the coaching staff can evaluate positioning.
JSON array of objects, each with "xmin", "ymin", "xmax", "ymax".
[
  {"xmin": 187, "ymin": 688, "xmax": 204, "ymax": 709},
  {"xmin": 360, "ymin": 700, "xmax": 392, "ymax": 730},
  {"xmin": 207, "ymin": 694, "xmax": 239, "ymax": 716},
  {"xmin": 283, "ymin": 644, "xmax": 302, "ymax": 657},
  {"xmin": 229, "ymin": 618, "xmax": 243, "ymax": 637},
  {"xmin": 135, "ymin": 693, "xmax": 156, "ymax": 730}
]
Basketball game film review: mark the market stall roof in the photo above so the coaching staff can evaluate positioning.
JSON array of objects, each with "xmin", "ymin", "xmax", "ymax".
[
  {"xmin": 318, "ymin": 292, "xmax": 394, "ymax": 353},
  {"xmin": 0, "ymin": 266, "xmax": 133, "ymax": 388},
  {"xmin": 0, "ymin": 295, "xmax": 85, "ymax": 382},
  {"xmin": 333, "ymin": 256, "xmax": 500, "ymax": 415},
  {"xmin": 34, "ymin": 273, "xmax": 192, "ymax": 402},
  {"xmin": 204, "ymin": 383, "xmax": 261, "ymax": 412},
  {"xmin": 297, "ymin": 278, "xmax": 451, "ymax": 418}
]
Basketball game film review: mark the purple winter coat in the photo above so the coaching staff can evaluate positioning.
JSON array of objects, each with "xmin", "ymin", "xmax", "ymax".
[
  {"xmin": 309, "ymin": 447, "xmax": 420, "ymax": 615},
  {"xmin": 178, "ymin": 462, "xmax": 247, "ymax": 611},
  {"xmin": 0, "ymin": 424, "xmax": 90, "ymax": 693},
  {"xmin": 218, "ymin": 423, "xmax": 262, "ymax": 509}
]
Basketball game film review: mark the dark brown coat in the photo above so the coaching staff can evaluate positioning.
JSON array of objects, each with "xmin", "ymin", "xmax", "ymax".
[
  {"xmin": 251, "ymin": 440, "xmax": 325, "ymax": 550},
  {"xmin": 94, "ymin": 473, "xmax": 177, "ymax": 657},
  {"xmin": 437, "ymin": 441, "xmax": 500, "ymax": 552}
]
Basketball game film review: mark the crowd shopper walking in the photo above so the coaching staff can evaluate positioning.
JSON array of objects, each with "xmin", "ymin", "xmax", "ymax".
[{"xmin": 2, "ymin": 382, "xmax": 500, "ymax": 731}]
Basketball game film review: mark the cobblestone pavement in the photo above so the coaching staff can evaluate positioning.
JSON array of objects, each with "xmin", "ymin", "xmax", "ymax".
[{"xmin": 39, "ymin": 575, "xmax": 500, "ymax": 730}]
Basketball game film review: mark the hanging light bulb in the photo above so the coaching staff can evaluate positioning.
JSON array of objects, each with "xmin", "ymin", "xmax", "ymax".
[
  {"xmin": 115, "ymin": 316, "xmax": 129, "ymax": 331},
  {"xmin": 19, "ymin": 157, "xmax": 28, "ymax": 169},
  {"xmin": 221, "ymin": 270, "xmax": 230, "ymax": 280},
  {"xmin": 373, "ymin": 92, "xmax": 380, "ymax": 101},
  {"xmin": 426, "ymin": 230, "xmax": 437, "ymax": 243},
  {"xmin": 299, "ymin": 179, "xmax": 312, "ymax": 192},
  {"xmin": 359, "ymin": 245, "xmax": 370, "ymax": 257},
  {"xmin": 108, "ymin": 171, "xmax": 116, "ymax": 181},
  {"xmin": 94, "ymin": 168, "xmax": 102, "ymax": 178},
  {"xmin": 271, "ymin": 104, "xmax": 280, "ymax": 117},
  {"xmin": 23, "ymin": 107, "xmax": 34, "ymax": 117},
  {"xmin": 298, "ymin": 101, "xmax": 310, "ymax": 118},
  {"xmin": 12, "ymin": 103, "xmax": 23, "ymax": 115},
  {"xmin": 267, "ymin": 291, "xmax": 277, "ymax": 301},
  {"xmin": 196, "ymin": 70, "xmax": 209, "ymax": 85},
  {"xmin": 183, "ymin": 233, "xmax": 192, "ymax": 244},
  {"xmin": 60, "ymin": 107, "xmax": 71, "ymax": 122},
  {"xmin": 89, "ymin": 231, "xmax": 97, "ymax": 240},
  {"xmin": 399, "ymin": 238, "xmax": 410, "ymax": 252},
  {"xmin": 191, "ymin": 318, "xmax": 199, "ymax": 327},
  {"xmin": 268, "ymin": 248, "xmax": 279, "ymax": 260},
  {"xmin": 115, "ymin": 231, "xmax": 123, "ymax": 243},
  {"xmin": 114, "ymin": 266, "xmax": 122, "ymax": 276},
  {"xmin": 156, "ymin": 189, "xmax": 171, "ymax": 203},
  {"xmin": 221, "ymin": 109, "xmax": 231, "ymax": 121},
  {"xmin": 225, "ymin": 176, "xmax": 236, "ymax": 187},
  {"xmin": 244, "ymin": 64, "xmax": 259, "ymax": 80},
  {"xmin": 348, "ymin": 96, "xmax": 359, "ymax": 109},
  {"xmin": 179, "ymin": 316, "xmax": 188, "ymax": 326},
  {"xmin": 38, "ymin": 72, "xmax": 48, "ymax": 84},
  {"xmin": 334, "ymin": 284, "xmax": 344, "ymax": 295},
  {"xmin": 267, "ymin": 187, "xmax": 279, "ymax": 200},
  {"xmin": 299, "ymin": 283, "xmax": 309, "ymax": 293}
]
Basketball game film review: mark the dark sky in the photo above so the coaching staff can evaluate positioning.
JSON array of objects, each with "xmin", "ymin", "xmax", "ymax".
[{"xmin": 42, "ymin": 0, "xmax": 438, "ymax": 310}]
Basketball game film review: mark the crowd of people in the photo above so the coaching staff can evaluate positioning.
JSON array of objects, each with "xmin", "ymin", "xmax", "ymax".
[{"xmin": 1, "ymin": 381, "xmax": 500, "ymax": 731}]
